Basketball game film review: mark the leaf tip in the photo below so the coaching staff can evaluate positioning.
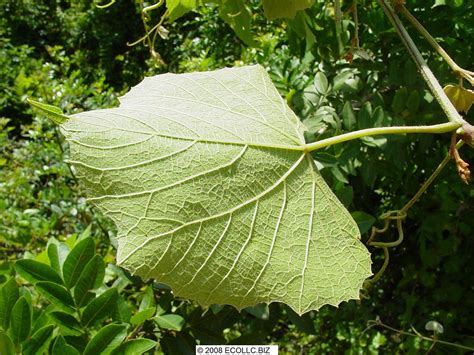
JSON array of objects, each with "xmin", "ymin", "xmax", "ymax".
[{"xmin": 27, "ymin": 98, "xmax": 70, "ymax": 125}]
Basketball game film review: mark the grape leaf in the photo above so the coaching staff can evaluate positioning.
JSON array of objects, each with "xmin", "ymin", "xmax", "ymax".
[{"xmin": 60, "ymin": 65, "xmax": 371, "ymax": 314}]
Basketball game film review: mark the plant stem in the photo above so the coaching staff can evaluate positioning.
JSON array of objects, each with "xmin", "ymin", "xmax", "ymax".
[
  {"xmin": 304, "ymin": 122, "xmax": 459, "ymax": 152},
  {"xmin": 369, "ymin": 320, "xmax": 474, "ymax": 351},
  {"xmin": 377, "ymin": 0, "xmax": 465, "ymax": 125},
  {"xmin": 400, "ymin": 140, "xmax": 464, "ymax": 214},
  {"xmin": 398, "ymin": 5, "xmax": 474, "ymax": 86}
]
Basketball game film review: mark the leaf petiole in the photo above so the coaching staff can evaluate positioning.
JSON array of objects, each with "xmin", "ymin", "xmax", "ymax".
[{"xmin": 304, "ymin": 121, "xmax": 460, "ymax": 152}]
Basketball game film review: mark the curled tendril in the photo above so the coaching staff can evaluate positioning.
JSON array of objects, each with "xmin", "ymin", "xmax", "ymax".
[{"xmin": 95, "ymin": 0, "xmax": 116, "ymax": 9}]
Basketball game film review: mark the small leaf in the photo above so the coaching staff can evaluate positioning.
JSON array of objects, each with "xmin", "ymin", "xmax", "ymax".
[
  {"xmin": 351, "ymin": 211, "xmax": 376, "ymax": 235},
  {"xmin": 23, "ymin": 325, "xmax": 55, "ymax": 355},
  {"xmin": 0, "ymin": 331, "xmax": 16, "ymax": 355},
  {"xmin": 130, "ymin": 307, "xmax": 156, "ymax": 326},
  {"xmin": 63, "ymin": 237, "xmax": 95, "ymax": 289},
  {"xmin": 15, "ymin": 259, "xmax": 64, "ymax": 285},
  {"xmin": 27, "ymin": 98, "xmax": 69, "ymax": 125},
  {"xmin": 392, "ymin": 88, "xmax": 407, "ymax": 114},
  {"xmin": 52, "ymin": 335, "xmax": 81, "ymax": 355},
  {"xmin": 48, "ymin": 243, "xmax": 62, "ymax": 274},
  {"xmin": 35, "ymin": 282, "xmax": 75, "ymax": 313},
  {"xmin": 74, "ymin": 255, "xmax": 105, "ymax": 307},
  {"xmin": 314, "ymin": 72, "xmax": 329, "ymax": 95},
  {"xmin": 9, "ymin": 297, "xmax": 31, "ymax": 345},
  {"xmin": 111, "ymin": 339, "xmax": 157, "ymax": 355},
  {"xmin": 48, "ymin": 312, "xmax": 83, "ymax": 336},
  {"xmin": 83, "ymin": 324, "xmax": 128, "ymax": 355},
  {"xmin": 342, "ymin": 101, "xmax": 356, "ymax": 131},
  {"xmin": 262, "ymin": 0, "xmax": 314, "ymax": 20},
  {"xmin": 333, "ymin": 71, "xmax": 354, "ymax": 92},
  {"xmin": 425, "ymin": 320, "xmax": 444, "ymax": 334},
  {"xmin": 0, "ymin": 278, "xmax": 19, "ymax": 329},
  {"xmin": 444, "ymin": 84, "xmax": 474, "ymax": 113},
  {"xmin": 358, "ymin": 102, "xmax": 372, "ymax": 129},
  {"xmin": 82, "ymin": 288, "xmax": 118, "ymax": 327},
  {"xmin": 154, "ymin": 314, "xmax": 185, "ymax": 331},
  {"xmin": 406, "ymin": 90, "xmax": 420, "ymax": 113}
]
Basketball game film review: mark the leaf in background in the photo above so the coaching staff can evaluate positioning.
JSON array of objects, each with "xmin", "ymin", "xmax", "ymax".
[
  {"xmin": 0, "ymin": 278, "xmax": 19, "ymax": 330},
  {"xmin": 166, "ymin": 0, "xmax": 203, "ymax": 21},
  {"xmin": 219, "ymin": 0, "xmax": 256, "ymax": 46},
  {"xmin": 63, "ymin": 237, "xmax": 95, "ymax": 289},
  {"xmin": 23, "ymin": 325, "xmax": 55, "ymax": 355},
  {"xmin": 342, "ymin": 101, "xmax": 356, "ymax": 131},
  {"xmin": 0, "ymin": 331, "xmax": 16, "ymax": 355},
  {"xmin": 262, "ymin": 0, "xmax": 314, "ymax": 20},
  {"xmin": 9, "ymin": 297, "xmax": 31, "ymax": 346},
  {"xmin": 74, "ymin": 255, "xmax": 105, "ymax": 307},
  {"xmin": 83, "ymin": 324, "xmax": 128, "ymax": 355},
  {"xmin": 313, "ymin": 72, "xmax": 329, "ymax": 95},
  {"xmin": 351, "ymin": 211, "xmax": 376, "ymax": 235},
  {"xmin": 110, "ymin": 339, "xmax": 157, "ymax": 355},
  {"xmin": 444, "ymin": 84, "xmax": 474, "ymax": 113},
  {"xmin": 35, "ymin": 282, "xmax": 76, "ymax": 313},
  {"xmin": 15, "ymin": 259, "xmax": 64, "ymax": 285},
  {"xmin": 82, "ymin": 288, "xmax": 118, "ymax": 327},
  {"xmin": 154, "ymin": 314, "xmax": 185, "ymax": 331},
  {"xmin": 130, "ymin": 307, "xmax": 156, "ymax": 326},
  {"xmin": 52, "ymin": 335, "xmax": 81, "ymax": 355},
  {"xmin": 391, "ymin": 88, "xmax": 408, "ymax": 114},
  {"xmin": 60, "ymin": 65, "xmax": 371, "ymax": 314},
  {"xmin": 48, "ymin": 312, "xmax": 83, "ymax": 336}
]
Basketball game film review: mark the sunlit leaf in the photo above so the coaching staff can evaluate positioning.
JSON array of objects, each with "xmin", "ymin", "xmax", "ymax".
[{"xmin": 59, "ymin": 65, "xmax": 371, "ymax": 314}]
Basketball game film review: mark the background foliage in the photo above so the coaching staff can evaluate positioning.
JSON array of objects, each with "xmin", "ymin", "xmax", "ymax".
[{"xmin": 0, "ymin": 0, "xmax": 473, "ymax": 353}]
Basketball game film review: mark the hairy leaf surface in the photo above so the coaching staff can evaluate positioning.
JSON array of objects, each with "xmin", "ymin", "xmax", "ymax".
[{"xmin": 61, "ymin": 65, "xmax": 371, "ymax": 314}]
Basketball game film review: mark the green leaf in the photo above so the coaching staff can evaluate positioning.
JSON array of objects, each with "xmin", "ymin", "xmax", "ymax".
[
  {"xmin": 35, "ymin": 282, "xmax": 75, "ymax": 313},
  {"xmin": 83, "ymin": 324, "xmax": 128, "ymax": 355},
  {"xmin": 23, "ymin": 325, "xmax": 55, "ymax": 355},
  {"xmin": 62, "ymin": 237, "xmax": 95, "ymax": 289},
  {"xmin": 154, "ymin": 314, "xmax": 185, "ymax": 331},
  {"xmin": 52, "ymin": 335, "xmax": 81, "ymax": 355},
  {"xmin": 262, "ymin": 0, "xmax": 314, "ymax": 20},
  {"xmin": 392, "ymin": 88, "xmax": 408, "ymax": 114},
  {"xmin": 342, "ymin": 101, "xmax": 356, "ymax": 131},
  {"xmin": 0, "ymin": 278, "xmax": 19, "ymax": 330},
  {"xmin": 74, "ymin": 255, "xmax": 105, "ymax": 307},
  {"xmin": 48, "ymin": 312, "xmax": 83, "ymax": 336},
  {"xmin": 0, "ymin": 331, "xmax": 16, "ymax": 355},
  {"xmin": 9, "ymin": 297, "xmax": 31, "ymax": 345},
  {"xmin": 358, "ymin": 102, "xmax": 372, "ymax": 129},
  {"xmin": 82, "ymin": 288, "xmax": 118, "ymax": 327},
  {"xmin": 313, "ymin": 72, "xmax": 329, "ymax": 95},
  {"xmin": 351, "ymin": 211, "xmax": 376, "ymax": 235},
  {"xmin": 27, "ymin": 98, "xmax": 69, "ymax": 125},
  {"xmin": 166, "ymin": 0, "xmax": 203, "ymax": 21},
  {"xmin": 110, "ymin": 339, "xmax": 157, "ymax": 355},
  {"xmin": 15, "ymin": 259, "xmax": 63, "ymax": 285},
  {"xmin": 218, "ymin": 0, "xmax": 256, "ymax": 47},
  {"xmin": 60, "ymin": 65, "xmax": 371, "ymax": 314},
  {"xmin": 130, "ymin": 307, "xmax": 156, "ymax": 326}
]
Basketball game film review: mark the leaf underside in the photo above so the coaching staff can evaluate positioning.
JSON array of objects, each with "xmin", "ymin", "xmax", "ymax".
[{"xmin": 61, "ymin": 65, "xmax": 371, "ymax": 315}]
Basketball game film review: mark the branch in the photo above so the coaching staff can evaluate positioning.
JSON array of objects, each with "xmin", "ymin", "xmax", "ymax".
[
  {"xmin": 397, "ymin": 5, "xmax": 474, "ymax": 86},
  {"xmin": 377, "ymin": 0, "xmax": 465, "ymax": 126}
]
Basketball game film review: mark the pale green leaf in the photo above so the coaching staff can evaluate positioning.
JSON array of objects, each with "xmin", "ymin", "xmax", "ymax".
[
  {"xmin": 262, "ymin": 0, "xmax": 314, "ymax": 20},
  {"xmin": 60, "ymin": 65, "xmax": 371, "ymax": 315}
]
